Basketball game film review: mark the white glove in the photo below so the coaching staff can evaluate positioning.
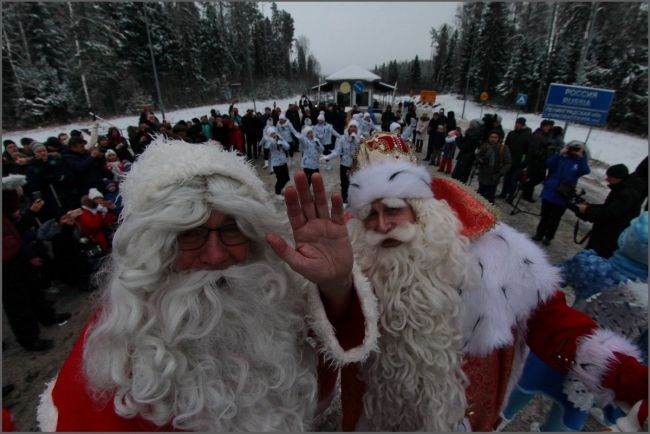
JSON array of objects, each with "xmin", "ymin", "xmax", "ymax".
[{"xmin": 319, "ymin": 155, "xmax": 329, "ymax": 162}]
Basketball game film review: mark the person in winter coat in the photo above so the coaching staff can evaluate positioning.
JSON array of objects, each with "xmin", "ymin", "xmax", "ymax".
[
  {"xmin": 451, "ymin": 119, "xmax": 483, "ymax": 184},
  {"xmin": 62, "ymin": 136, "xmax": 109, "ymax": 204},
  {"xmin": 381, "ymin": 105, "xmax": 396, "ymax": 132},
  {"xmin": 263, "ymin": 127, "xmax": 291, "ymax": 199},
  {"xmin": 359, "ymin": 112, "xmax": 381, "ymax": 138},
  {"xmin": 439, "ymin": 130, "xmax": 458, "ymax": 175},
  {"xmin": 261, "ymin": 118, "xmax": 275, "ymax": 171},
  {"xmin": 415, "ymin": 113, "xmax": 430, "ymax": 153},
  {"xmin": 320, "ymin": 120, "xmax": 361, "ymax": 204},
  {"xmin": 499, "ymin": 117, "xmax": 532, "ymax": 202},
  {"xmin": 445, "ymin": 110, "xmax": 457, "ymax": 133},
  {"xmin": 520, "ymin": 120, "xmax": 554, "ymax": 202},
  {"xmin": 313, "ymin": 114, "xmax": 341, "ymax": 170},
  {"xmin": 533, "ymin": 141, "xmax": 590, "ymax": 246},
  {"xmin": 211, "ymin": 115, "xmax": 230, "ymax": 150},
  {"xmin": 573, "ymin": 163, "xmax": 646, "ymax": 258},
  {"xmin": 106, "ymin": 127, "xmax": 134, "ymax": 163},
  {"xmin": 476, "ymin": 129, "xmax": 512, "ymax": 203},
  {"xmin": 241, "ymin": 110, "xmax": 259, "ymax": 160},
  {"xmin": 24, "ymin": 143, "xmax": 76, "ymax": 220},
  {"xmin": 228, "ymin": 122, "xmax": 245, "ymax": 155},
  {"xmin": 3, "ymin": 175, "xmax": 70, "ymax": 351},
  {"xmin": 295, "ymin": 126, "xmax": 324, "ymax": 185},
  {"xmin": 78, "ymin": 191, "xmax": 116, "ymax": 253},
  {"xmin": 426, "ymin": 124, "xmax": 446, "ymax": 166},
  {"xmin": 276, "ymin": 114, "xmax": 300, "ymax": 164},
  {"xmin": 200, "ymin": 115, "xmax": 213, "ymax": 141}
]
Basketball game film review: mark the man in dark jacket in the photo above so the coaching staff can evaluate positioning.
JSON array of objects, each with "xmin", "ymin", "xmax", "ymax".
[
  {"xmin": 476, "ymin": 129, "xmax": 512, "ymax": 203},
  {"xmin": 499, "ymin": 117, "xmax": 532, "ymax": 202},
  {"xmin": 381, "ymin": 105, "xmax": 396, "ymax": 132},
  {"xmin": 242, "ymin": 110, "xmax": 259, "ymax": 160},
  {"xmin": 62, "ymin": 136, "xmax": 108, "ymax": 204},
  {"xmin": 451, "ymin": 119, "xmax": 483, "ymax": 184},
  {"xmin": 574, "ymin": 164, "xmax": 646, "ymax": 258},
  {"xmin": 520, "ymin": 120, "xmax": 554, "ymax": 202}
]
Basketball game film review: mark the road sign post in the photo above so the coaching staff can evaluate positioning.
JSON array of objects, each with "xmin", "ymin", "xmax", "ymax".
[{"xmin": 515, "ymin": 93, "xmax": 528, "ymax": 125}]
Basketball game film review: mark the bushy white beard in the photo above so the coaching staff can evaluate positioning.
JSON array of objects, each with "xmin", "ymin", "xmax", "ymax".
[
  {"xmin": 347, "ymin": 198, "xmax": 474, "ymax": 431},
  {"xmin": 84, "ymin": 259, "xmax": 318, "ymax": 432}
]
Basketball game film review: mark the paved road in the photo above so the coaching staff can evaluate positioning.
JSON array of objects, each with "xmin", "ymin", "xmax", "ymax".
[{"xmin": 3, "ymin": 134, "xmax": 610, "ymax": 431}]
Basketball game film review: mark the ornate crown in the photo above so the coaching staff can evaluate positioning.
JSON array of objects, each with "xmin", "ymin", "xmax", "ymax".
[{"xmin": 352, "ymin": 131, "xmax": 417, "ymax": 172}]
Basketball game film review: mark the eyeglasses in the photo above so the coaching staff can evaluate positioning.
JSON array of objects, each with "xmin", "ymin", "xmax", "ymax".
[{"xmin": 177, "ymin": 223, "xmax": 249, "ymax": 250}]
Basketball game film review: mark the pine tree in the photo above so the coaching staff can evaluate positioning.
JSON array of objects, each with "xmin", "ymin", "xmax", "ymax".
[{"xmin": 409, "ymin": 55, "xmax": 421, "ymax": 91}]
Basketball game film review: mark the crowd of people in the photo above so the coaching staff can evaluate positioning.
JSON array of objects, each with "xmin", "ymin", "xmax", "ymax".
[{"xmin": 2, "ymin": 95, "xmax": 648, "ymax": 432}]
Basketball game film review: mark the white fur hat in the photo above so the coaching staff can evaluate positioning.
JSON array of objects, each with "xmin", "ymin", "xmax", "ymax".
[
  {"xmin": 279, "ymin": 114, "xmax": 287, "ymax": 121},
  {"xmin": 302, "ymin": 126, "xmax": 313, "ymax": 135},
  {"xmin": 2, "ymin": 174, "xmax": 27, "ymax": 191},
  {"xmin": 347, "ymin": 120, "xmax": 359, "ymax": 129},
  {"xmin": 348, "ymin": 160, "xmax": 433, "ymax": 219},
  {"xmin": 317, "ymin": 114, "xmax": 325, "ymax": 121},
  {"xmin": 363, "ymin": 112, "xmax": 371, "ymax": 119},
  {"xmin": 119, "ymin": 137, "xmax": 267, "ymax": 215},
  {"xmin": 266, "ymin": 126, "xmax": 278, "ymax": 136},
  {"xmin": 389, "ymin": 122, "xmax": 401, "ymax": 132},
  {"xmin": 88, "ymin": 188, "xmax": 104, "ymax": 200}
]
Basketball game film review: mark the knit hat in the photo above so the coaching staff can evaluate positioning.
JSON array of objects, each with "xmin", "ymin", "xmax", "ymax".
[
  {"xmin": 389, "ymin": 122, "xmax": 401, "ymax": 132},
  {"xmin": 606, "ymin": 164, "xmax": 629, "ymax": 179},
  {"xmin": 31, "ymin": 143, "xmax": 47, "ymax": 154},
  {"xmin": 317, "ymin": 114, "xmax": 325, "ymax": 122},
  {"xmin": 105, "ymin": 149, "xmax": 117, "ymax": 157},
  {"xmin": 88, "ymin": 188, "xmax": 104, "ymax": 200},
  {"xmin": 45, "ymin": 137, "xmax": 61, "ymax": 149},
  {"xmin": 302, "ymin": 126, "xmax": 313, "ymax": 135}
]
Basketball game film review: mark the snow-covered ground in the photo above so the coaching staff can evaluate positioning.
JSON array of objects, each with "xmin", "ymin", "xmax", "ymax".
[{"xmin": 3, "ymin": 93, "xmax": 647, "ymax": 173}]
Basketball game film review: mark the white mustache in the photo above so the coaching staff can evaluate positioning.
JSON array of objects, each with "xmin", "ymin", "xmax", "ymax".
[{"xmin": 364, "ymin": 223, "xmax": 417, "ymax": 247}]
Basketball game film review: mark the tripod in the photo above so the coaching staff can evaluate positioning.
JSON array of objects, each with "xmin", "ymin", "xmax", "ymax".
[{"xmin": 509, "ymin": 184, "xmax": 540, "ymax": 217}]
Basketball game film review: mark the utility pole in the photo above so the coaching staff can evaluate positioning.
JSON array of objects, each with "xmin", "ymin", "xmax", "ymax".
[{"xmin": 143, "ymin": 4, "xmax": 166, "ymax": 122}]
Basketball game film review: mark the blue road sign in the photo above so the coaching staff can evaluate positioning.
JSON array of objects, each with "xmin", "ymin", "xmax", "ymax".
[
  {"xmin": 516, "ymin": 93, "xmax": 528, "ymax": 106},
  {"xmin": 542, "ymin": 83, "xmax": 615, "ymax": 127},
  {"xmin": 353, "ymin": 81, "xmax": 365, "ymax": 93}
]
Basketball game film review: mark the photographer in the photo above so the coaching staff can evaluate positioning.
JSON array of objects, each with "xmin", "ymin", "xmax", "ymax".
[
  {"xmin": 572, "ymin": 164, "xmax": 646, "ymax": 258},
  {"xmin": 533, "ymin": 141, "xmax": 590, "ymax": 246}
]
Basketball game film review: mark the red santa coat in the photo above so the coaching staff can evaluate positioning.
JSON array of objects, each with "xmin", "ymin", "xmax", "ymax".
[
  {"xmin": 336, "ymin": 223, "xmax": 648, "ymax": 431},
  {"xmin": 38, "ymin": 268, "xmax": 379, "ymax": 432}
]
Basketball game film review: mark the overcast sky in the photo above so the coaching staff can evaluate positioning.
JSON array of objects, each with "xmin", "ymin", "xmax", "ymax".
[{"xmin": 267, "ymin": 2, "xmax": 460, "ymax": 76}]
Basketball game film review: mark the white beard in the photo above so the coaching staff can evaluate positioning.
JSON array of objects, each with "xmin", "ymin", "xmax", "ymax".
[
  {"xmin": 347, "ymin": 198, "xmax": 476, "ymax": 431},
  {"xmin": 84, "ymin": 259, "xmax": 318, "ymax": 431}
]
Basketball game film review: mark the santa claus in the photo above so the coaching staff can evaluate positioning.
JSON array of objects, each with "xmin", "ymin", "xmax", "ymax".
[
  {"xmin": 36, "ymin": 138, "xmax": 378, "ymax": 431},
  {"xmin": 333, "ymin": 132, "xmax": 648, "ymax": 431}
]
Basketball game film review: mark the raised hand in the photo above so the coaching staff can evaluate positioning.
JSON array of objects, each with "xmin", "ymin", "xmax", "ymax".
[{"xmin": 267, "ymin": 171, "xmax": 353, "ymax": 305}]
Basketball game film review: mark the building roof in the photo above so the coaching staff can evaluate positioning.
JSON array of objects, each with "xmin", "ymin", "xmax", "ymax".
[{"xmin": 325, "ymin": 65, "xmax": 382, "ymax": 82}]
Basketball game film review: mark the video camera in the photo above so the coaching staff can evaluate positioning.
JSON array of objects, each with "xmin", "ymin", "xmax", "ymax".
[{"xmin": 564, "ymin": 187, "xmax": 587, "ymax": 213}]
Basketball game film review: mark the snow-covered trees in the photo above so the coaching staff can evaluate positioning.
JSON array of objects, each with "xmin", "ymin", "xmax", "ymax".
[
  {"xmin": 2, "ymin": 1, "xmax": 320, "ymax": 129},
  {"xmin": 422, "ymin": 1, "xmax": 648, "ymax": 134}
]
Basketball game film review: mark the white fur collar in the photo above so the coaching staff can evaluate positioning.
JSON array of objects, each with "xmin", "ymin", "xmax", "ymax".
[{"xmin": 461, "ymin": 224, "xmax": 561, "ymax": 356}]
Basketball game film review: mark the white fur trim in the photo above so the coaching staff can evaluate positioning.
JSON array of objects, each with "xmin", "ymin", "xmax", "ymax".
[
  {"xmin": 348, "ymin": 120, "xmax": 359, "ymax": 129},
  {"xmin": 389, "ymin": 122, "xmax": 401, "ymax": 132},
  {"xmin": 305, "ymin": 265, "xmax": 379, "ymax": 368},
  {"xmin": 2, "ymin": 174, "xmax": 27, "ymax": 190},
  {"xmin": 36, "ymin": 376, "xmax": 58, "ymax": 432},
  {"xmin": 462, "ymin": 224, "xmax": 561, "ymax": 356},
  {"xmin": 571, "ymin": 328, "xmax": 642, "ymax": 405},
  {"xmin": 120, "ymin": 138, "xmax": 269, "ymax": 214},
  {"xmin": 348, "ymin": 160, "xmax": 433, "ymax": 219}
]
